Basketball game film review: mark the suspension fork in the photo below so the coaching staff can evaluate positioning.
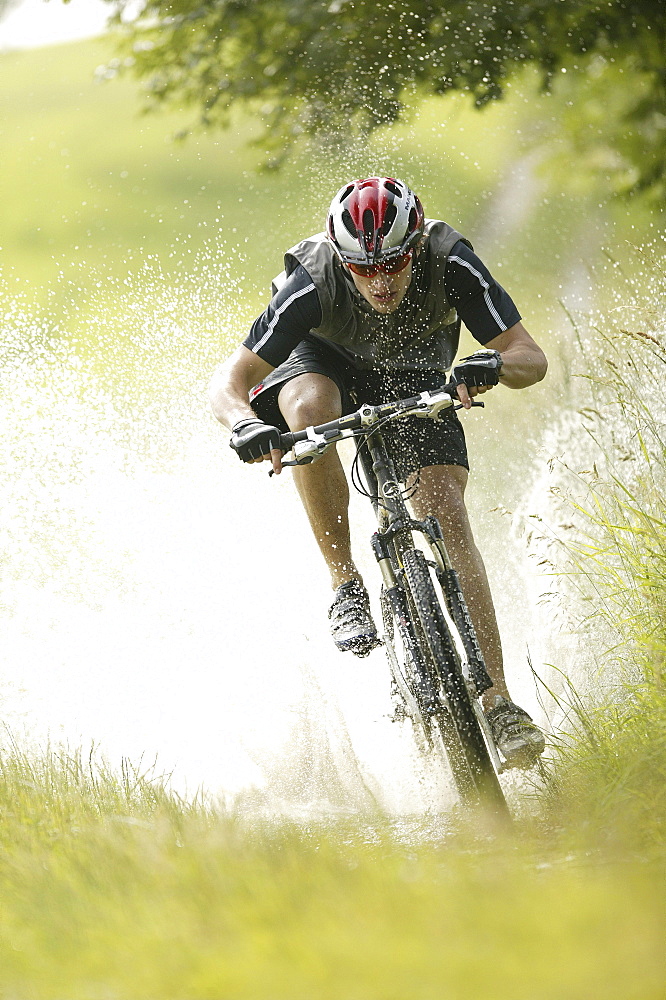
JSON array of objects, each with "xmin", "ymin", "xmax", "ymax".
[
  {"xmin": 360, "ymin": 429, "xmax": 441, "ymax": 713},
  {"xmin": 420, "ymin": 515, "xmax": 493, "ymax": 695},
  {"xmin": 371, "ymin": 532, "xmax": 440, "ymax": 714},
  {"xmin": 361, "ymin": 431, "xmax": 492, "ymax": 697}
]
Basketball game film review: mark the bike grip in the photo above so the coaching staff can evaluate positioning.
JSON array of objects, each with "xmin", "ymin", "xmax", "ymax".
[
  {"xmin": 442, "ymin": 379, "xmax": 485, "ymax": 409},
  {"xmin": 279, "ymin": 431, "xmax": 296, "ymax": 451}
]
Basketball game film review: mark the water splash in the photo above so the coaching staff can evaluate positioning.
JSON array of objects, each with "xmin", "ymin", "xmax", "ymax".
[{"xmin": 0, "ymin": 258, "xmax": 471, "ymax": 818}]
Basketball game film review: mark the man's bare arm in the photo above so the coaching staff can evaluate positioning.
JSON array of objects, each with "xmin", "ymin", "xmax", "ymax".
[
  {"xmin": 486, "ymin": 321, "xmax": 548, "ymax": 389},
  {"xmin": 209, "ymin": 345, "xmax": 275, "ymax": 430},
  {"xmin": 209, "ymin": 345, "xmax": 284, "ymax": 473},
  {"xmin": 453, "ymin": 321, "xmax": 547, "ymax": 408}
]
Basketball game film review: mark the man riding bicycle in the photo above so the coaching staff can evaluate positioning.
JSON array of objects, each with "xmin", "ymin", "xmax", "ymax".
[{"xmin": 210, "ymin": 176, "xmax": 547, "ymax": 768}]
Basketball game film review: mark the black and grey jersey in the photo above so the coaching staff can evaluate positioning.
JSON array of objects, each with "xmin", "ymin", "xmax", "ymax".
[{"xmin": 243, "ymin": 241, "xmax": 521, "ymax": 370}]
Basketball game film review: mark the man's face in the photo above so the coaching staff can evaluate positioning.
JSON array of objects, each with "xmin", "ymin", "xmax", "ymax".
[{"xmin": 346, "ymin": 258, "xmax": 413, "ymax": 314}]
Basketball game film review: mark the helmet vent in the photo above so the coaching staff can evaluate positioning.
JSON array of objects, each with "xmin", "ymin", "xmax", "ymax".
[
  {"xmin": 341, "ymin": 209, "xmax": 357, "ymax": 239},
  {"xmin": 384, "ymin": 179, "xmax": 400, "ymax": 197},
  {"xmin": 408, "ymin": 207, "xmax": 417, "ymax": 232},
  {"xmin": 362, "ymin": 209, "xmax": 376, "ymax": 249},
  {"xmin": 381, "ymin": 204, "xmax": 397, "ymax": 237},
  {"xmin": 339, "ymin": 185, "xmax": 355, "ymax": 202}
]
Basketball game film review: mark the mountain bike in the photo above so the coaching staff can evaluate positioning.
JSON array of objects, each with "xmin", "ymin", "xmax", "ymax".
[{"xmin": 276, "ymin": 385, "xmax": 510, "ymax": 816}]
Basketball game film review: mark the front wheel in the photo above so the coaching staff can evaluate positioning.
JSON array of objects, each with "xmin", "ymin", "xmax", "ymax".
[{"xmin": 402, "ymin": 548, "xmax": 509, "ymax": 816}]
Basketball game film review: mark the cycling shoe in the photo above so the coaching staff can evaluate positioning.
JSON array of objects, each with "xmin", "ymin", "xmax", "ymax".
[
  {"xmin": 486, "ymin": 695, "xmax": 545, "ymax": 769},
  {"xmin": 328, "ymin": 579, "xmax": 379, "ymax": 657}
]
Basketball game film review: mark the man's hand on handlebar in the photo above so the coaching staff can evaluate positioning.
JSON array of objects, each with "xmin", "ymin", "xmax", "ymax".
[
  {"xmin": 229, "ymin": 418, "xmax": 284, "ymax": 474},
  {"xmin": 449, "ymin": 350, "xmax": 503, "ymax": 410},
  {"xmin": 454, "ymin": 381, "xmax": 494, "ymax": 409}
]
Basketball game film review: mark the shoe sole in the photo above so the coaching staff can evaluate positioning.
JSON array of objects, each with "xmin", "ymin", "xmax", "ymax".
[
  {"xmin": 500, "ymin": 738, "xmax": 546, "ymax": 770},
  {"xmin": 334, "ymin": 634, "xmax": 379, "ymax": 656}
]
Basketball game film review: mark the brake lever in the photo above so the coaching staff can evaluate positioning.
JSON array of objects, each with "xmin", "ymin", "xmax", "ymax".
[
  {"xmin": 268, "ymin": 457, "xmax": 311, "ymax": 476},
  {"xmin": 268, "ymin": 451, "xmax": 324, "ymax": 476},
  {"xmin": 453, "ymin": 399, "xmax": 485, "ymax": 410}
]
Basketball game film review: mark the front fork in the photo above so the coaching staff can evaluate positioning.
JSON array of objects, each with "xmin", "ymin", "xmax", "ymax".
[
  {"xmin": 421, "ymin": 516, "xmax": 493, "ymax": 696},
  {"xmin": 371, "ymin": 533, "xmax": 440, "ymax": 716},
  {"xmin": 371, "ymin": 508, "xmax": 507, "ymax": 771},
  {"xmin": 361, "ymin": 427, "xmax": 491, "ymax": 704},
  {"xmin": 371, "ymin": 514, "xmax": 492, "ymax": 699}
]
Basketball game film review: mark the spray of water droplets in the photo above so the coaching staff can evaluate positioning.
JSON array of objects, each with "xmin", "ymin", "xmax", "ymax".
[
  {"xmin": 512, "ymin": 244, "xmax": 666, "ymax": 722},
  {"xmin": 0, "ymin": 247, "xmax": 479, "ymax": 819}
]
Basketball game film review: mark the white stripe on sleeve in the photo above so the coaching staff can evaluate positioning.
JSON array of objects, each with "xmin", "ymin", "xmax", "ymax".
[
  {"xmin": 448, "ymin": 255, "xmax": 508, "ymax": 332},
  {"xmin": 252, "ymin": 282, "xmax": 317, "ymax": 354}
]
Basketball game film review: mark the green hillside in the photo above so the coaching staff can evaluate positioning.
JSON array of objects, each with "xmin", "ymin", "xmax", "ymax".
[{"xmin": 1, "ymin": 36, "xmax": 660, "ymax": 325}]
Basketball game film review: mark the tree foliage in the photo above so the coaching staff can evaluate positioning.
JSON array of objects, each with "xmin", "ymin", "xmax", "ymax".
[{"xmin": 104, "ymin": 0, "xmax": 665, "ymax": 199}]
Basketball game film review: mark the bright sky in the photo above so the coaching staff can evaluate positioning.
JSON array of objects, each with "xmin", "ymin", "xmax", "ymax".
[{"xmin": 0, "ymin": 0, "xmax": 111, "ymax": 49}]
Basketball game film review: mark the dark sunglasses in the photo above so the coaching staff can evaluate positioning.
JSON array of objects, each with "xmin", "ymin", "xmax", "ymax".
[{"xmin": 347, "ymin": 251, "xmax": 413, "ymax": 277}]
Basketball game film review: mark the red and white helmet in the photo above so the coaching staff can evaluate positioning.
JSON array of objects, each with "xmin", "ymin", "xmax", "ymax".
[{"xmin": 326, "ymin": 176, "xmax": 425, "ymax": 266}]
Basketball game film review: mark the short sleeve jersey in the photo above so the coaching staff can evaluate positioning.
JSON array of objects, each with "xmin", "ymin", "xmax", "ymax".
[{"xmin": 243, "ymin": 240, "xmax": 520, "ymax": 370}]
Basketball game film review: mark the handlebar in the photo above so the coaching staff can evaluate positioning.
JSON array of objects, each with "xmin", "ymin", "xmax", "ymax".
[{"xmin": 276, "ymin": 381, "xmax": 484, "ymax": 468}]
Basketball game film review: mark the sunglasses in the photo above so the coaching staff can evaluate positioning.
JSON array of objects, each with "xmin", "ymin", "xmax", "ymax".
[{"xmin": 347, "ymin": 251, "xmax": 413, "ymax": 277}]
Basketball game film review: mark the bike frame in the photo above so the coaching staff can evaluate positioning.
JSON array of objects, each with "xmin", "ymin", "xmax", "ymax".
[
  {"xmin": 357, "ymin": 421, "xmax": 503, "ymax": 773},
  {"xmin": 276, "ymin": 388, "xmax": 509, "ymax": 795}
]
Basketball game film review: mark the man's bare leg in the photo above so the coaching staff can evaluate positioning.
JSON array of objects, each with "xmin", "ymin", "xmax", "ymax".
[
  {"xmin": 278, "ymin": 374, "xmax": 360, "ymax": 590},
  {"xmin": 274, "ymin": 385, "xmax": 508, "ymax": 696},
  {"xmin": 408, "ymin": 464, "xmax": 511, "ymax": 711}
]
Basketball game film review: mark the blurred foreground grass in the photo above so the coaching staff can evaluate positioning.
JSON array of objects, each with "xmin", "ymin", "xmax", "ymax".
[{"xmin": 0, "ymin": 733, "xmax": 663, "ymax": 999}]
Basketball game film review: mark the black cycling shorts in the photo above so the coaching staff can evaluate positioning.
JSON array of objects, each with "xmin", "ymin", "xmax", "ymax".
[{"xmin": 249, "ymin": 336, "xmax": 469, "ymax": 481}]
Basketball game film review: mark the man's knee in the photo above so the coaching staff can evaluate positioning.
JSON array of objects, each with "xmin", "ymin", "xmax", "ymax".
[
  {"xmin": 278, "ymin": 374, "xmax": 342, "ymax": 432},
  {"xmin": 411, "ymin": 464, "xmax": 476, "ymax": 540},
  {"xmin": 412, "ymin": 464, "xmax": 467, "ymax": 512}
]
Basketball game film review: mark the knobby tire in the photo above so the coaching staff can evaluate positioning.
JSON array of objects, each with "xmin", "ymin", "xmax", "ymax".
[{"xmin": 402, "ymin": 548, "xmax": 509, "ymax": 816}]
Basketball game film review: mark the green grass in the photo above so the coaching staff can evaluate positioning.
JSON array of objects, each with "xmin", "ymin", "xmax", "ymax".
[
  {"xmin": 528, "ymin": 256, "xmax": 666, "ymax": 856},
  {"xmin": 542, "ymin": 672, "xmax": 666, "ymax": 855},
  {"xmin": 0, "ymin": 741, "xmax": 663, "ymax": 999}
]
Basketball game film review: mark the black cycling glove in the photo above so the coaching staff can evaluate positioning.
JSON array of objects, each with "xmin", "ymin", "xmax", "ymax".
[
  {"xmin": 450, "ymin": 349, "xmax": 503, "ymax": 389},
  {"xmin": 229, "ymin": 418, "xmax": 282, "ymax": 463}
]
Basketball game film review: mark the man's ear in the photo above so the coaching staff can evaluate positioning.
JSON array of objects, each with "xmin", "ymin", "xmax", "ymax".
[{"xmin": 414, "ymin": 234, "xmax": 427, "ymax": 256}]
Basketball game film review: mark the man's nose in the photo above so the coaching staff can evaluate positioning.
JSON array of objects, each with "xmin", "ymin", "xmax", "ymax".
[{"xmin": 370, "ymin": 270, "xmax": 391, "ymax": 291}]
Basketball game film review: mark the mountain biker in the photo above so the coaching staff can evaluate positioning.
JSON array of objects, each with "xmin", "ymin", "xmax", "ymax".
[{"xmin": 210, "ymin": 176, "xmax": 547, "ymax": 768}]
